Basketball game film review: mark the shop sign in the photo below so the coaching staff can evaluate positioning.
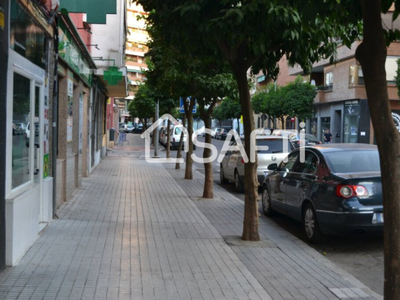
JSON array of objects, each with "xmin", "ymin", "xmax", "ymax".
[
  {"xmin": 58, "ymin": 20, "xmax": 92, "ymax": 85},
  {"xmin": 59, "ymin": 0, "xmax": 116, "ymax": 24}
]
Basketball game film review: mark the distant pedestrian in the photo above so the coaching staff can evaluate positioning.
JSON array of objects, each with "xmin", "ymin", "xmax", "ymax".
[{"xmin": 324, "ymin": 129, "xmax": 332, "ymax": 144}]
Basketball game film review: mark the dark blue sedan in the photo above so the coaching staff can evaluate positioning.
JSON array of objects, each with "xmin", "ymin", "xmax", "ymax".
[{"xmin": 261, "ymin": 144, "xmax": 383, "ymax": 243}]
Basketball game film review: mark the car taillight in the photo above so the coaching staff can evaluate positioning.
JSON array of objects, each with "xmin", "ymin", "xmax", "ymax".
[
  {"xmin": 336, "ymin": 185, "xmax": 369, "ymax": 198},
  {"xmin": 240, "ymin": 158, "xmax": 245, "ymax": 164}
]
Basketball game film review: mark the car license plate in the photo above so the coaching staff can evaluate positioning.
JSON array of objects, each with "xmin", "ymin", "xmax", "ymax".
[{"xmin": 372, "ymin": 213, "xmax": 384, "ymax": 224}]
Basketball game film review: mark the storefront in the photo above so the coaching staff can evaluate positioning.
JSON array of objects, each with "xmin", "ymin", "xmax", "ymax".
[
  {"xmin": 0, "ymin": 0, "xmax": 9, "ymax": 271},
  {"xmin": 56, "ymin": 14, "xmax": 94, "ymax": 205},
  {"xmin": 5, "ymin": 0, "xmax": 54, "ymax": 266}
]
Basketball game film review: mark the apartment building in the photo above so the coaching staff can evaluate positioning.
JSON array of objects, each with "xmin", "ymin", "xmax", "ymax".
[
  {"xmin": 289, "ymin": 41, "xmax": 400, "ymax": 144},
  {"xmin": 122, "ymin": 1, "xmax": 149, "ymax": 123}
]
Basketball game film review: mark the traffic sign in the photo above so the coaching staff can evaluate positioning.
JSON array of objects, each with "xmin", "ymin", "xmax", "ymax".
[{"xmin": 180, "ymin": 97, "xmax": 197, "ymax": 114}]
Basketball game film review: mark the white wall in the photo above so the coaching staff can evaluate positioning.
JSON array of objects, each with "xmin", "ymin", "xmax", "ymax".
[
  {"xmin": 91, "ymin": 0, "xmax": 126, "ymax": 70},
  {"xmin": 6, "ymin": 186, "xmax": 40, "ymax": 266}
]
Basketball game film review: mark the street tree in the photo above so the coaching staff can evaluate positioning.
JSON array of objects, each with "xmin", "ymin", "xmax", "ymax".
[
  {"xmin": 127, "ymin": 84, "xmax": 156, "ymax": 128},
  {"xmin": 145, "ymin": 17, "xmax": 237, "ymax": 193},
  {"xmin": 212, "ymin": 104, "xmax": 224, "ymax": 127},
  {"xmin": 144, "ymin": 26, "xmax": 196, "ymax": 172},
  {"xmin": 137, "ymin": 0, "xmax": 357, "ymax": 242},
  {"xmin": 218, "ymin": 97, "xmax": 242, "ymax": 133},
  {"xmin": 251, "ymin": 89, "xmax": 268, "ymax": 115},
  {"xmin": 263, "ymin": 84, "xmax": 286, "ymax": 128},
  {"xmin": 194, "ymin": 72, "xmax": 237, "ymax": 198},
  {"xmin": 281, "ymin": 76, "xmax": 316, "ymax": 122}
]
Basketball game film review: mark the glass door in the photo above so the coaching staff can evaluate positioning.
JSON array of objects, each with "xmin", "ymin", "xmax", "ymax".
[
  {"xmin": 320, "ymin": 117, "xmax": 331, "ymax": 142},
  {"xmin": 344, "ymin": 101, "xmax": 359, "ymax": 143},
  {"xmin": 7, "ymin": 50, "xmax": 44, "ymax": 199}
]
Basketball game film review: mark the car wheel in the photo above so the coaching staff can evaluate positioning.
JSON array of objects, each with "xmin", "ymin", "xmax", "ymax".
[
  {"xmin": 261, "ymin": 187, "xmax": 273, "ymax": 216},
  {"xmin": 220, "ymin": 165, "xmax": 229, "ymax": 184},
  {"xmin": 303, "ymin": 203, "xmax": 323, "ymax": 244},
  {"xmin": 234, "ymin": 170, "xmax": 244, "ymax": 192}
]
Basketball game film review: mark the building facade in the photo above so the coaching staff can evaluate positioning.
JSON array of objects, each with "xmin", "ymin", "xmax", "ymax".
[
  {"xmin": 122, "ymin": 1, "xmax": 149, "ymax": 123},
  {"xmin": 0, "ymin": 0, "xmax": 127, "ymax": 267},
  {"xmin": 289, "ymin": 41, "xmax": 400, "ymax": 144},
  {"xmin": 0, "ymin": 0, "xmax": 9, "ymax": 271},
  {"xmin": 5, "ymin": 0, "xmax": 55, "ymax": 266}
]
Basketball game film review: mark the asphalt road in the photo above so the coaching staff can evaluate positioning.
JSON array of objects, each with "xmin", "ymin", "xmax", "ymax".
[{"xmin": 157, "ymin": 134, "xmax": 384, "ymax": 296}]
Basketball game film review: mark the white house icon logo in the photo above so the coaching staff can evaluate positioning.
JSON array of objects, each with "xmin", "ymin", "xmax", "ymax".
[
  {"xmin": 141, "ymin": 114, "xmax": 189, "ymax": 163},
  {"xmin": 141, "ymin": 115, "xmax": 305, "ymax": 165}
]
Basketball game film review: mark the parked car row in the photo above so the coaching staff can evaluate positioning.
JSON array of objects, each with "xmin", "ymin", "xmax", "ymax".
[
  {"xmin": 159, "ymin": 124, "xmax": 196, "ymax": 150},
  {"xmin": 220, "ymin": 135, "xmax": 294, "ymax": 191},
  {"xmin": 202, "ymin": 126, "xmax": 235, "ymax": 140},
  {"xmin": 119, "ymin": 123, "xmax": 144, "ymax": 134}
]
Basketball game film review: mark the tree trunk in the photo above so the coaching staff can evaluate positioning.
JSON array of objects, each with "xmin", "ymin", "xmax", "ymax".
[
  {"xmin": 200, "ymin": 102, "xmax": 217, "ymax": 198},
  {"xmin": 184, "ymin": 99, "xmax": 195, "ymax": 180},
  {"xmin": 356, "ymin": 2, "xmax": 400, "ymax": 299},
  {"xmin": 175, "ymin": 115, "xmax": 186, "ymax": 169},
  {"xmin": 166, "ymin": 119, "xmax": 171, "ymax": 158},
  {"xmin": 232, "ymin": 65, "xmax": 260, "ymax": 241}
]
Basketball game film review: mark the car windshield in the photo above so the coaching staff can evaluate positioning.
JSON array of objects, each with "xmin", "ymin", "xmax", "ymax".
[
  {"xmin": 256, "ymin": 139, "xmax": 291, "ymax": 153},
  {"xmin": 324, "ymin": 150, "xmax": 380, "ymax": 173}
]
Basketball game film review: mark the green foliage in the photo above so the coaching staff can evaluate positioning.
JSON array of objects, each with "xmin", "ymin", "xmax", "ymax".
[
  {"xmin": 137, "ymin": 0, "xmax": 360, "ymax": 79},
  {"xmin": 212, "ymin": 104, "xmax": 224, "ymax": 122},
  {"xmin": 215, "ymin": 97, "xmax": 242, "ymax": 121},
  {"xmin": 127, "ymin": 84, "xmax": 156, "ymax": 120},
  {"xmin": 251, "ymin": 89, "xmax": 269, "ymax": 114},
  {"xmin": 264, "ymin": 84, "xmax": 285, "ymax": 121},
  {"xmin": 252, "ymin": 77, "xmax": 315, "ymax": 121},
  {"xmin": 281, "ymin": 76, "xmax": 316, "ymax": 121}
]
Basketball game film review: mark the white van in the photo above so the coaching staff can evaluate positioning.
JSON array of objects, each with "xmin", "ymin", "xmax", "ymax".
[{"xmin": 161, "ymin": 124, "xmax": 196, "ymax": 150}]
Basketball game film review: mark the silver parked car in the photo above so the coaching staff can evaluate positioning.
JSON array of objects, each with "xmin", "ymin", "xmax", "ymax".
[{"xmin": 220, "ymin": 135, "xmax": 295, "ymax": 192}]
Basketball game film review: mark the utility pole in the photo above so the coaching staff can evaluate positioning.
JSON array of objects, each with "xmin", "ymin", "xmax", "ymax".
[{"xmin": 154, "ymin": 99, "xmax": 159, "ymax": 158}]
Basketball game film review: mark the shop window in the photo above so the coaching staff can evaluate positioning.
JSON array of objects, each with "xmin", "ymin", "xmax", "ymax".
[{"xmin": 12, "ymin": 73, "xmax": 31, "ymax": 189}]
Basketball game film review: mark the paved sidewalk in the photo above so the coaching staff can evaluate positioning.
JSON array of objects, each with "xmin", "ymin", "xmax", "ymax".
[{"xmin": 0, "ymin": 135, "xmax": 382, "ymax": 299}]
